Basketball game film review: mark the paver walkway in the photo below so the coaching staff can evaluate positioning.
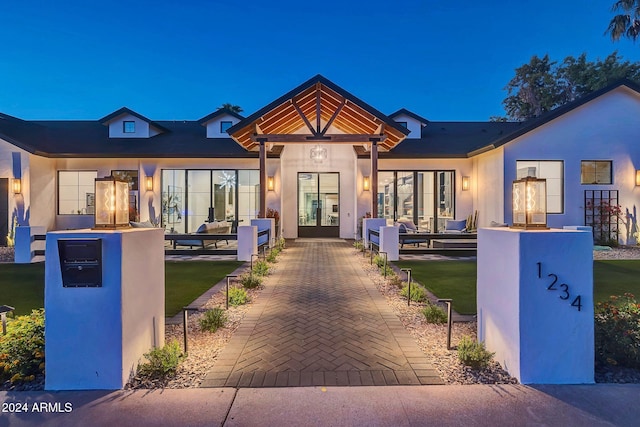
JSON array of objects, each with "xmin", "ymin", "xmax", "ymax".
[{"xmin": 201, "ymin": 240, "xmax": 442, "ymax": 387}]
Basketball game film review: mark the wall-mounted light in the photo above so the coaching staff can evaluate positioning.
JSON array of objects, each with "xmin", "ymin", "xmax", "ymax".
[
  {"xmin": 145, "ymin": 176, "xmax": 154, "ymax": 192},
  {"xmin": 512, "ymin": 177, "xmax": 548, "ymax": 229},
  {"xmin": 462, "ymin": 176, "xmax": 470, "ymax": 191},
  {"xmin": 267, "ymin": 176, "xmax": 275, "ymax": 191},
  {"xmin": 636, "ymin": 170, "xmax": 640, "ymax": 186},
  {"xmin": 12, "ymin": 178, "xmax": 21, "ymax": 194},
  {"xmin": 94, "ymin": 176, "xmax": 130, "ymax": 229},
  {"xmin": 363, "ymin": 176, "xmax": 370, "ymax": 191}
]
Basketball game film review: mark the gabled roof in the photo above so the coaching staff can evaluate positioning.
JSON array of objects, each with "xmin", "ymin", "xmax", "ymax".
[
  {"xmin": 197, "ymin": 108, "xmax": 245, "ymax": 125},
  {"xmin": 227, "ymin": 74, "xmax": 410, "ymax": 151},
  {"xmin": 98, "ymin": 107, "xmax": 170, "ymax": 133},
  {"xmin": 473, "ymin": 78, "xmax": 640, "ymax": 154},
  {"xmin": 388, "ymin": 108, "xmax": 429, "ymax": 125}
]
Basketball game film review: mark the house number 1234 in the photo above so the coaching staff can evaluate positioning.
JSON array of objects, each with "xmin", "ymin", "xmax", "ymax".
[{"xmin": 536, "ymin": 262, "xmax": 583, "ymax": 311}]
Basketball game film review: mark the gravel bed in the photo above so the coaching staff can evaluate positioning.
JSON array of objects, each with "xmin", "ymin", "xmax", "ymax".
[
  {"xmin": 593, "ymin": 245, "xmax": 640, "ymax": 260},
  {"xmin": 0, "ymin": 246, "xmax": 14, "ymax": 262}
]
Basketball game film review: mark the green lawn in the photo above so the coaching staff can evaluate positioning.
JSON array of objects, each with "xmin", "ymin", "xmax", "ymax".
[
  {"xmin": 0, "ymin": 261, "xmax": 243, "ymax": 317},
  {"xmin": 395, "ymin": 259, "xmax": 640, "ymax": 315}
]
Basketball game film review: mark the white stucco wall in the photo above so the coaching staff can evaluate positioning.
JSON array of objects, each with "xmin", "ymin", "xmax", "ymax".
[
  {"xmin": 391, "ymin": 114, "xmax": 423, "ymax": 138},
  {"xmin": 0, "ymin": 138, "xmax": 32, "ymax": 234},
  {"xmin": 473, "ymin": 147, "xmax": 505, "ymax": 226},
  {"xmin": 107, "ymin": 114, "xmax": 153, "ymax": 138},
  {"xmin": 280, "ymin": 143, "xmax": 357, "ymax": 238},
  {"xmin": 205, "ymin": 113, "xmax": 241, "ymax": 138},
  {"xmin": 29, "ymin": 154, "xmax": 56, "ymax": 230},
  {"xmin": 503, "ymin": 86, "xmax": 640, "ymax": 239}
]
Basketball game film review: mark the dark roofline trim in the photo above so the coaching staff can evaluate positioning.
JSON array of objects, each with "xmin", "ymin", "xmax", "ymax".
[
  {"xmin": 227, "ymin": 74, "xmax": 411, "ymax": 136},
  {"xmin": 388, "ymin": 108, "xmax": 429, "ymax": 125},
  {"xmin": 469, "ymin": 79, "xmax": 640, "ymax": 156},
  {"xmin": 197, "ymin": 108, "xmax": 245, "ymax": 125},
  {"xmin": 98, "ymin": 107, "xmax": 170, "ymax": 133}
]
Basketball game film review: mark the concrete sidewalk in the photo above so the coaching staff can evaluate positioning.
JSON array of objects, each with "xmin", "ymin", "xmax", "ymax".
[{"xmin": 2, "ymin": 384, "xmax": 639, "ymax": 426}]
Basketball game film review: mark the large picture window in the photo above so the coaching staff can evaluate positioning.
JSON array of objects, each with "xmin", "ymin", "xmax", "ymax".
[
  {"xmin": 516, "ymin": 161, "xmax": 563, "ymax": 214},
  {"xmin": 581, "ymin": 161, "xmax": 612, "ymax": 185},
  {"xmin": 58, "ymin": 171, "xmax": 98, "ymax": 215}
]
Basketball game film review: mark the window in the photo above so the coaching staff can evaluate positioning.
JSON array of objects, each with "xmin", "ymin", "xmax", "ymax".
[
  {"xmin": 581, "ymin": 161, "xmax": 612, "ymax": 184},
  {"xmin": 123, "ymin": 121, "xmax": 135, "ymax": 133},
  {"xmin": 396, "ymin": 121, "xmax": 408, "ymax": 128},
  {"xmin": 516, "ymin": 161, "xmax": 563, "ymax": 214},
  {"xmin": 220, "ymin": 121, "xmax": 233, "ymax": 133},
  {"xmin": 58, "ymin": 171, "xmax": 98, "ymax": 215}
]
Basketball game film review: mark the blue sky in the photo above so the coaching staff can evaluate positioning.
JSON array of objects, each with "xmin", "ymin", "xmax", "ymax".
[{"xmin": 1, "ymin": 0, "xmax": 640, "ymax": 121}]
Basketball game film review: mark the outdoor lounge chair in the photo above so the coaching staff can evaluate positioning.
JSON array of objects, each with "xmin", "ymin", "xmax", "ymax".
[{"xmin": 397, "ymin": 220, "xmax": 428, "ymax": 247}]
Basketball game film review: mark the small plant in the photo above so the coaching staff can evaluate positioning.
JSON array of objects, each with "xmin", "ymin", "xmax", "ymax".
[
  {"xmin": 266, "ymin": 248, "xmax": 279, "ymax": 263},
  {"xmin": 227, "ymin": 286, "xmax": 249, "ymax": 306},
  {"xmin": 137, "ymin": 340, "xmax": 184, "ymax": 379},
  {"xmin": 595, "ymin": 293, "xmax": 640, "ymax": 368},
  {"xmin": 400, "ymin": 283, "xmax": 426, "ymax": 302},
  {"xmin": 240, "ymin": 273, "xmax": 262, "ymax": 289},
  {"xmin": 353, "ymin": 240, "xmax": 364, "ymax": 250},
  {"xmin": 252, "ymin": 260, "xmax": 270, "ymax": 276},
  {"xmin": 0, "ymin": 309, "xmax": 45, "ymax": 384},
  {"xmin": 387, "ymin": 274, "xmax": 403, "ymax": 288},
  {"xmin": 422, "ymin": 302, "xmax": 448, "ymax": 324},
  {"xmin": 372, "ymin": 254, "xmax": 385, "ymax": 268},
  {"xmin": 379, "ymin": 265, "xmax": 394, "ymax": 277},
  {"xmin": 199, "ymin": 308, "xmax": 227, "ymax": 332},
  {"xmin": 457, "ymin": 336, "xmax": 494, "ymax": 369},
  {"xmin": 275, "ymin": 237, "xmax": 286, "ymax": 250}
]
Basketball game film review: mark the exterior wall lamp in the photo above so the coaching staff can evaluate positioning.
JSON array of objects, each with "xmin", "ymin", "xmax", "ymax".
[
  {"xmin": 363, "ymin": 176, "xmax": 370, "ymax": 191},
  {"xmin": 267, "ymin": 176, "xmax": 275, "ymax": 191},
  {"xmin": 462, "ymin": 176, "xmax": 470, "ymax": 191},
  {"xmin": 512, "ymin": 177, "xmax": 548, "ymax": 229},
  {"xmin": 12, "ymin": 178, "xmax": 21, "ymax": 194},
  {"xmin": 636, "ymin": 170, "xmax": 640, "ymax": 186},
  {"xmin": 94, "ymin": 176, "xmax": 130, "ymax": 229},
  {"xmin": 145, "ymin": 176, "xmax": 154, "ymax": 192}
]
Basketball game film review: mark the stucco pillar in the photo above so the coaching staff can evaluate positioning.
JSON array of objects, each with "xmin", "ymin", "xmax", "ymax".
[{"xmin": 370, "ymin": 139, "xmax": 378, "ymax": 218}]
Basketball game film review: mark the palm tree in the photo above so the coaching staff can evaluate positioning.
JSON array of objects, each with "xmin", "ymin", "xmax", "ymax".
[
  {"xmin": 218, "ymin": 103, "xmax": 243, "ymax": 113},
  {"xmin": 607, "ymin": 0, "xmax": 640, "ymax": 42}
]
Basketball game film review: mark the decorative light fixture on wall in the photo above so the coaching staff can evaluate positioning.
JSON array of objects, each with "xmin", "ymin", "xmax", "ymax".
[
  {"xmin": 12, "ymin": 178, "xmax": 21, "ymax": 194},
  {"xmin": 462, "ymin": 176, "xmax": 470, "ymax": 191},
  {"xmin": 94, "ymin": 176, "xmax": 130, "ymax": 229},
  {"xmin": 310, "ymin": 145, "xmax": 327, "ymax": 163},
  {"xmin": 363, "ymin": 176, "xmax": 370, "ymax": 191},
  {"xmin": 267, "ymin": 176, "xmax": 275, "ymax": 191},
  {"xmin": 636, "ymin": 170, "xmax": 640, "ymax": 186},
  {"xmin": 511, "ymin": 177, "xmax": 548, "ymax": 229},
  {"xmin": 145, "ymin": 176, "xmax": 153, "ymax": 192}
]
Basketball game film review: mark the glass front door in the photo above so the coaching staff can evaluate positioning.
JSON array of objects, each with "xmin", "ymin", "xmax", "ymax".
[{"xmin": 298, "ymin": 172, "xmax": 339, "ymax": 237}]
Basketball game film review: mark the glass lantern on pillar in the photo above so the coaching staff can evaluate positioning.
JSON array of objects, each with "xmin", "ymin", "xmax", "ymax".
[
  {"xmin": 512, "ymin": 177, "xmax": 548, "ymax": 229},
  {"xmin": 94, "ymin": 176, "xmax": 130, "ymax": 228}
]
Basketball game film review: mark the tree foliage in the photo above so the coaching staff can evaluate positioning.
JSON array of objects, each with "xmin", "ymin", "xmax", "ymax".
[
  {"xmin": 218, "ymin": 103, "xmax": 243, "ymax": 113},
  {"xmin": 607, "ymin": 0, "xmax": 640, "ymax": 42},
  {"xmin": 501, "ymin": 52, "xmax": 640, "ymax": 121}
]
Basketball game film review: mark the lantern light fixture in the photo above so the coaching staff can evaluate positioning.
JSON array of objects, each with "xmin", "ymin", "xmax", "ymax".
[
  {"xmin": 12, "ymin": 178, "xmax": 21, "ymax": 194},
  {"xmin": 94, "ymin": 176, "xmax": 130, "ymax": 229},
  {"xmin": 145, "ymin": 176, "xmax": 153, "ymax": 192},
  {"xmin": 267, "ymin": 176, "xmax": 275, "ymax": 191},
  {"xmin": 363, "ymin": 176, "xmax": 370, "ymax": 191},
  {"xmin": 511, "ymin": 177, "xmax": 548, "ymax": 229},
  {"xmin": 462, "ymin": 176, "xmax": 470, "ymax": 191},
  {"xmin": 636, "ymin": 170, "xmax": 640, "ymax": 186}
]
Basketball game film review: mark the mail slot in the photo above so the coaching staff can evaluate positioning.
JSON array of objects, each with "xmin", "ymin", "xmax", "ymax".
[{"xmin": 58, "ymin": 239, "xmax": 102, "ymax": 287}]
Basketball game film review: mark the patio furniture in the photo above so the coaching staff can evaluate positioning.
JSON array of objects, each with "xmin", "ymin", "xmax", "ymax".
[
  {"xmin": 397, "ymin": 220, "xmax": 429, "ymax": 247},
  {"xmin": 174, "ymin": 221, "xmax": 231, "ymax": 249}
]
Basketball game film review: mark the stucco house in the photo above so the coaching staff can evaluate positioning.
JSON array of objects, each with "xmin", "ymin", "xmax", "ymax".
[{"xmin": 0, "ymin": 75, "xmax": 639, "ymax": 245}]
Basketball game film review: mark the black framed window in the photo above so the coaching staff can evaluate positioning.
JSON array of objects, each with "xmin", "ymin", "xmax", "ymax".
[
  {"xmin": 57, "ymin": 171, "xmax": 98, "ymax": 215},
  {"xmin": 581, "ymin": 161, "xmax": 612, "ymax": 185},
  {"xmin": 396, "ymin": 121, "xmax": 408, "ymax": 128},
  {"xmin": 123, "ymin": 121, "xmax": 135, "ymax": 133},
  {"xmin": 220, "ymin": 121, "xmax": 233, "ymax": 133}
]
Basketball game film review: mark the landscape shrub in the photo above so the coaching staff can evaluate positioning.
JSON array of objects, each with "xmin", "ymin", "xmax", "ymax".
[
  {"xmin": 137, "ymin": 340, "xmax": 184, "ymax": 379},
  {"xmin": 457, "ymin": 336, "xmax": 494, "ymax": 369},
  {"xmin": 400, "ymin": 283, "xmax": 426, "ymax": 302},
  {"xmin": 387, "ymin": 274, "xmax": 403, "ymax": 288},
  {"xmin": 422, "ymin": 302, "xmax": 448, "ymax": 324},
  {"xmin": 353, "ymin": 241, "xmax": 364, "ymax": 250},
  {"xmin": 240, "ymin": 273, "xmax": 262, "ymax": 289},
  {"xmin": 379, "ymin": 265, "xmax": 394, "ymax": 277},
  {"xmin": 227, "ymin": 286, "xmax": 249, "ymax": 306},
  {"xmin": 0, "ymin": 309, "xmax": 45, "ymax": 383},
  {"xmin": 199, "ymin": 308, "xmax": 227, "ymax": 332},
  {"xmin": 266, "ymin": 249, "xmax": 278, "ymax": 263},
  {"xmin": 253, "ymin": 260, "xmax": 270, "ymax": 277},
  {"xmin": 373, "ymin": 254, "xmax": 385, "ymax": 268},
  {"xmin": 595, "ymin": 293, "xmax": 640, "ymax": 368}
]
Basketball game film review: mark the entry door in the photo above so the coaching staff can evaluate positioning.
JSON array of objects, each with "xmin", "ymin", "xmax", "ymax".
[
  {"xmin": 0, "ymin": 179, "xmax": 7, "ymax": 246},
  {"xmin": 298, "ymin": 173, "xmax": 339, "ymax": 238}
]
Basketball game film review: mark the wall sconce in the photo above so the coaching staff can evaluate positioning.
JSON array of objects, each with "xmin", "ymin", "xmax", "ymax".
[
  {"xmin": 462, "ymin": 176, "xmax": 470, "ymax": 191},
  {"xmin": 145, "ymin": 176, "xmax": 154, "ymax": 192},
  {"xmin": 94, "ymin": 176, "xmax": 130, "ymax": 229},
  {"xmin": 12, "ymin": 178, "xmax": 21, "ymax": 194},
  {"xmin": 636, "ymin": 170, "xmax": 640, "ymax": 186},
  {"xmin": 512, "ymin": 177, "xmax": 548, "ymax": 229},
  {"xmin": 267, "ymin": 176, "xmax": 275, "ymax": 191},
  {"xmin": 363, "ymin": 176, "xmax": 370, "ymax": 191}
]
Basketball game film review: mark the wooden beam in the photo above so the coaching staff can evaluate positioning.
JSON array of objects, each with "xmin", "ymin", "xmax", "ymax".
[
  {"xmin": 292, "ymin": 99, "xmax": 317, "ymax": 135},
  {"xmin": 316, "ymin": 82, "xmax": 322, "ymax": 134},
  {"xmin": 249, "ymin": 134, "xmax": 388, "ymax": 143},
  {"xmin": 320, "ymin": 99, "xmax": 346, "ymax": 135}
]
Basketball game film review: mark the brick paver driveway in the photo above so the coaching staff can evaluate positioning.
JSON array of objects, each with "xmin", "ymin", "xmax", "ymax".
[{"xmin": 201, "ymin": 240, "xmax": 442, "ymax": 387}]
